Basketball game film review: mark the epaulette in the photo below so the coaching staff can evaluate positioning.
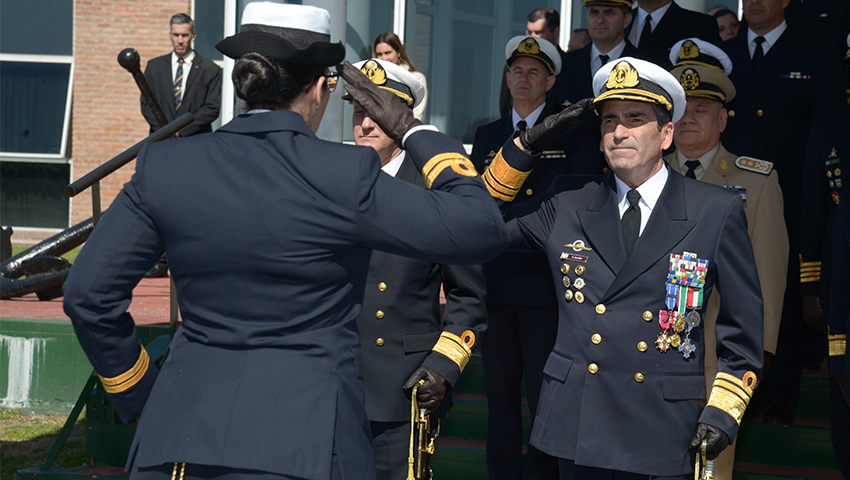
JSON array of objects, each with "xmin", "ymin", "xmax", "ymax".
[{"xmin": 735, "ymin": 156, "xmax": 773, "ymax": 175}]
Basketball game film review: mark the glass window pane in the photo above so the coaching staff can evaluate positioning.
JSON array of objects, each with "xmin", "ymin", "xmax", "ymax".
[
  {"xmin": 450, "ymin": 20, "xmax": 492, "ymax": 143},
  {"xmin": 1, "ymin": 62, "xmax": 71, "ymax": 154},
  {"xmin": 456, "ymin": 0, "xmax": 493, "ymax": 17},
  {"xmin": 342, "ymin": 0, "xmax": 394, "ymax": 142},
  {"xmin": 0, "ymin": 0, "xmax": 73, "ymax": 55},
  {"xmin": 194, "ymin": 0, "xmax": 226, "ymax": 61},
  {"xmin": 0, "ymin": 162, "xmax": 70, "ymax": 228}
]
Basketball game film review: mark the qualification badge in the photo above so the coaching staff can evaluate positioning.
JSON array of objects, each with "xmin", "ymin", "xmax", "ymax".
[{"xmin": 657, "ymin": 252, "xmax": 708, "ymax": 358}]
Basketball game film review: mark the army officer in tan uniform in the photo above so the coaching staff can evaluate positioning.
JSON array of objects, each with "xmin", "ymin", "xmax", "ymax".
[{"xmin": 664, "ymin": 38, "xmax": 789, "ymax": 480}]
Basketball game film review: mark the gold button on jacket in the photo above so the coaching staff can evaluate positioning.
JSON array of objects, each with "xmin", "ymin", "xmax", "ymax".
[
  {"xmin": 637, "ymin": 341, "xmax": 648, "ymax": 352},
  {"xmin": 526, "ymin": 188, "xmax": 534, "ymax": 196},
  {"xmin": 595, "ymin": 304, "xmax": 606, "ymax": 314},
  {"xmin": 375, "ymin": 310, "xmax": 385, "ymax": 319},
  {"xmin": 588, "ymin": 363, "xmax": 599, "ymax": 374},
  {"xmin": 376, "ymin": 338, "xmax": 385, "ymax": 346},
  {"xmin": 378, "ymin": 282, "xmax": 387, "ymax": 292},
  {"xmin": 642, "ymin": 311, "xmax": 653, "ymax": 321},
  {"xmin": 591, "ymin": 334, "xmax": 602, "ymax": 344},
  {"xmin": 756, "ymin": 109, "xmax": 764, "ymax": 117},
  {"xmin": 634, "ymin": 373, "xmax": 644, "ymax": 383}
]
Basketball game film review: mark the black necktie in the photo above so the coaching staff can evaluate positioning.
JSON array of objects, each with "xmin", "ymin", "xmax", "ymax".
[
  {"xmin": 174, "ymin": 57, "xmax": 185, "ymax": 112},
  {"xmin": 752, "ymin": 36, "xmax": 766, "ymax": 68},
  {"xmin": 622, "ymin": 189, "xmax": 641, "ymax": 255},
  {"xmin": 517, "ymin": 120, "xmax": 527, "ymax": 132},
  {"xmin": 684, "ymin": 160, "xmax": 701, "ymax": 179},
  {"xmin": 599, "ymin": 54, "xmax": 610, "ymax": 66},
  {"xmin": 640, "ymin": 17, "xmax": 652, "ymax": 47}
]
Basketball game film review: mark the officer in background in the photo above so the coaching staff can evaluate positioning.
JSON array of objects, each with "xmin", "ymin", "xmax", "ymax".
[
  {"xmin": 481, "ymin": 56, "xmax": 763, "ymax": 479},
  {"xmin": 625, "ymin": 0, "xmax": 720, "ymax": 68},
  {"xmin": 665, "ymin": 38, "xmax": 788, "ymax": 480},
  {"xmin": 343, "ymin": 57, "xmax": 488, "ymax": 480},
  {"xmin": 557, "ymin": 0, "xmax": 639, "ymax": 105},
  {"xmin": 800, "ymin": 98, "xmax": 850, "ymax": 477},
  {"xmin": 721, "ymin": 0, "xmax": 846, "ymax": 426},
  {"xmin": 471, "ymin": 35, "xmax": 600, "ymax": 480}
]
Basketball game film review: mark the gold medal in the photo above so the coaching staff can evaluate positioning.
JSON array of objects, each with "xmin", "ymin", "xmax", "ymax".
[
  {"xmin": 575, "ymin": 291, "xmax": 585, "ymax": 303},
  {"xmin": 564, "ymin": 290, "xmax": 573, "ymax": 301},
  {"xmin": 670, "ymin": 333, "xmax": 682, "ymax": 348},
  {"xmin": 675, "ymin": 316, "xmax": 686, "ymax": 333},
  {"xmin": 561, "ymin": 264, "xmax": 570, "ymax": 274},
  {"xmin": 575, "ymin": 265, "xmax": 586, "ymax": 276}
]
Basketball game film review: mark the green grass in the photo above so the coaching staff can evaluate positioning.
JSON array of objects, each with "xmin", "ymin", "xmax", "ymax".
[
  {"xmin": 10, "ymin": 244, "xmax": 81, "ymax": 264},
  {"xmin": 0, "ymin": 408, "xmax": 91, "ymax": 479}
]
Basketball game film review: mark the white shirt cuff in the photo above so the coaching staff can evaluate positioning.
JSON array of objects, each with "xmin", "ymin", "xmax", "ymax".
[{"xmin": 402, "ymin": 125, "xmax": 439, "ymax": 148}]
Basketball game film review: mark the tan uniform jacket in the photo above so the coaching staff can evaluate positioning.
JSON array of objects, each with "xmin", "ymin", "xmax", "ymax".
[{"xmin": 666, "ymin": 143, "xmax": 788, "ymax": 364}]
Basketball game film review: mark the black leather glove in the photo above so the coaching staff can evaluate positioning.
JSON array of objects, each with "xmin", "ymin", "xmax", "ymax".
[
  {"xmin": 519, "ymin": 98, "xmax": 593, "ymax": 154},
  {"xmin": 801, "ymin": 295, "xmax": 824, "ymax": 332},
  {"xmin": 403, "ymin": 366, "xmax": 448, "ymax": 416},
  {"xmin": 337, "ymin": 61, "xmax": 423, "ymax": 145},
  {"xmin": 689, "ymin": 423, "xmax": 729, "ymax": 460}
]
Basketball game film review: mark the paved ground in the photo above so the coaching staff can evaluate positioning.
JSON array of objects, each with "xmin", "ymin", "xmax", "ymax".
[{"xmin": 1, "ymin": 277, "xmax": 177, "ymax": 326}]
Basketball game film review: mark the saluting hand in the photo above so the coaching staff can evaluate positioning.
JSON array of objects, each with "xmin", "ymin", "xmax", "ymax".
[
  {"xmin": 338, "ymin": 61, "xmax": 422, "ymax": 145},
  {"xmin": 519, "ymin": 98, "xmax": 592, "ymax": 154},
  {"xmin": 403, "ymin": 366, "xmax": 448, "ymax": 416},
  {"xmin": 688, "ymin": 423, "xmax": 729, "ymax": 460}
]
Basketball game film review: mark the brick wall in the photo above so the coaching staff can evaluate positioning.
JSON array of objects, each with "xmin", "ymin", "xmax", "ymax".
[{"xmin": 71, "ymin": 0, "xmax": 190, "ymax": 225}]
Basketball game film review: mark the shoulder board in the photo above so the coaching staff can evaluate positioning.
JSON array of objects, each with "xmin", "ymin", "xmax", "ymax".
[{"xmin": 735, "ymin": 156, "xmax": 773, "ymax": 175}]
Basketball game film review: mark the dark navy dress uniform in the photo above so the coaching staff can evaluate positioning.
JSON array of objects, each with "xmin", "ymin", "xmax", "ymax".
[
  {"xmin": 828, "ymin": 192, "xmax": 850, "ymax": 478},
  {"xmin": 63, "ymin": 111, "xmax": 509, "ymax": 480},
  {"xmin": 785, "ymin": 0, "xmax": 850, "ymax": 61},
  {"xmin": 357, "ymin": 153, "xmax": 487, "ymax": 478},
  {"xmin": 470, "ymin": 101, "xmax": 603, "ymax": 480},
  {"xmin": 626, "ymin": 1, "xmax": 721, "ymax": 69},
  {"xmin": 721, "ymin": 24, "xmax": 846, "ymax": 415},
  {"xmin": 484, "ymin": 139, "xmax": 763, "ymax": 477},
  {"xmin": 800, "ymin": 106, "xmax": 850, "ymax": 478}
]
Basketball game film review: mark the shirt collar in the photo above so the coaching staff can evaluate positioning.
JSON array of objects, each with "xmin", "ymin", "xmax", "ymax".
[
  {"xmin": 675, "ymin": 143, "xmax": 720, "ymax": 180},
  {"xmin": 747, "ymin": 20, "xmax": 787, "ymax": 53},
  {"xmin": 172, "ymin": 50, "xmax": 195, "ymax": 65},
  {"xmin": 590, "ymin": 40, "xmax": 627, "ymax": 72},
  {"xmin": 636, "ymin": 2, "xmax": 673, "ymax": 30},
  {"xmin": 511, "ymin": 102, "xmax": 547, "ymax": 131},
  {"xmin": 381, "ymin": 150, "xmax": 406, "ymax": 177},
  {"xmin": 615, "ymin": 163, "xmax": 669, "ymax": 212}
]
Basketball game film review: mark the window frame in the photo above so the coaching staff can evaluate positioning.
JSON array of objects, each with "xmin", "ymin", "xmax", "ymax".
[{"xmin": 0, "ymin": 53, "xmax": 75, "ymax": 163}]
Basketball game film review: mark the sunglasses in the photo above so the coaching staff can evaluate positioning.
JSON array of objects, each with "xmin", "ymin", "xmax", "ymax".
[{"xmin": 306, "ymin": 72, "xmax": 339, "ymax": 93}]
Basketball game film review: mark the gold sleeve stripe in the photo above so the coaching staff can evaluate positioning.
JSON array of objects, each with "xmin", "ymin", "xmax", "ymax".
[
  {"xmin": 421, "ymin": 153, "xmax": 478, "ymax": 188},
  {"xmin": 707, "ymin": 385, "xmax": 748, "ymax": 425},
  {"xmin": 829, "ymin": 336, "xmax": 847, "ymax": 357},
  {"xmin": 800, "ymin": 266, "xmax": 821, "ymax": 272},
  {"xmin": 714, "ymin": 378, "xmax": 752, "ymax": 402},
  {"xmin": 800, "ymin": 276, "xmax": 820, "ymax": 283},
  {"xmin": 482, "ymin": 150, "xmax": 532, "ymax": 202},
  {"xmin": 715, "ymin": 371, "xmax": 756, "ymax": 396},
  {"xmin": 98, "ymin": 346, "xmax": 150, "ymax": 394},
  {"xmin": 432, "ymin": 331, "xmax": 475, "ymax": 372},
  {"xmin": 800, "ymin": 261, "xmax": 822, "ymax": 267}
]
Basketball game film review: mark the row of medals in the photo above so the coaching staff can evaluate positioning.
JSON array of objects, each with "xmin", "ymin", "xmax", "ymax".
[
  {"xmin": 561, "ymin": 263, "xmax": 586, "ymax": 303},
  {"xmin": 657, "ymin": 308, "xmax": 701, "ymax": 358}
]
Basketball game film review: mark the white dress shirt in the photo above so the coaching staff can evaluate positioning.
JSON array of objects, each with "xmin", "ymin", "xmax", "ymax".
[
  {"xmin": 171, "ymin": 50, "xmax": 195, "ymax": 101},
  {"xmin": 591, "ymin": 40, "xmax": 628, "ymax": 76},
  {"xmin": 511, "ymin": 102, "xmax": 546, "ymax": 132},
  {"xmin": 615, "ymin": 164, "xmax": 669, "ymax": 236},
  {"xmin": 747, "ymin": 20, "xmax": 787, "ymax": 57}
]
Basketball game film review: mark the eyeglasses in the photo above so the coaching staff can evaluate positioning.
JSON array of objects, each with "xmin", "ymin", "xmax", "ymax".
[{"xmin": 306, "ymin": 72, "xmax": 339, "ymax": 93}]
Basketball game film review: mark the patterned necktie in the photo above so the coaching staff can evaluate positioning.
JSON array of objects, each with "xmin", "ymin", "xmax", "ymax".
[
  {"xmin": 752, "ymin": 36, "xmax": 766, "ymax": 68},
  {"xmin": 174, "ymin": 57, "xmax": 185, "ymax": 112},
  {"xmin": 622, "ymin": 189, "xmax": 642, "ymax": 256},
  {"xmin": 685, "ymin": 160, "xmax": 701, "ymax": 179},
  {"xmin": 639, "ymin": 16, "xmax": 652, "ymax": 47},
  {"xmin": 517, "ymin": 120, "xmax": 527, "ymax": 132}
]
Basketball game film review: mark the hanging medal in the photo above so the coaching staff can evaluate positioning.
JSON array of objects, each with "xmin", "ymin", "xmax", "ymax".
[{"xmin": 663, "ymin": 252, "xmax": 709, "ymax": 358}]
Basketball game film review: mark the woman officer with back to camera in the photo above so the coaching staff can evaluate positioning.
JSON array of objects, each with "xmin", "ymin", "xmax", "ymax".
[{"xmin": 63, "ymin": 2, "xmax": 508, "ymax": 479}]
